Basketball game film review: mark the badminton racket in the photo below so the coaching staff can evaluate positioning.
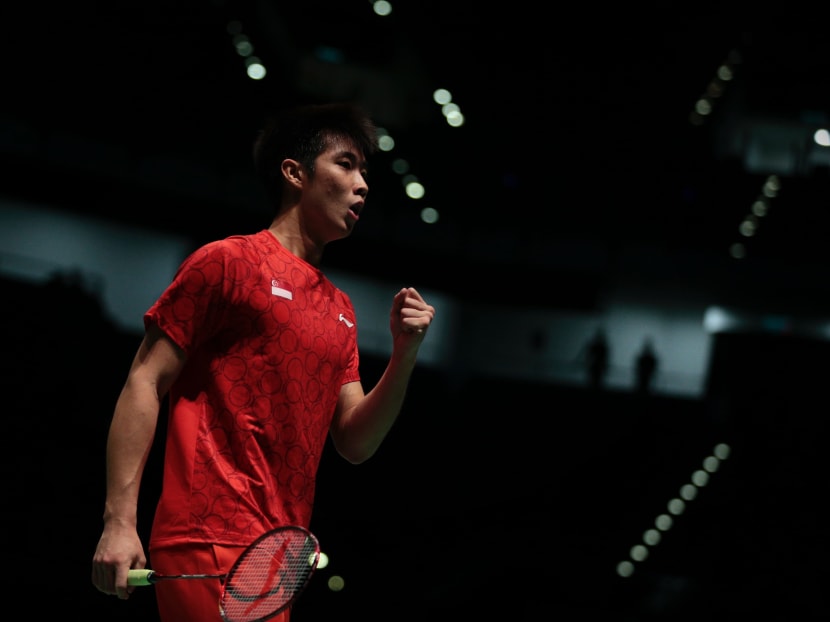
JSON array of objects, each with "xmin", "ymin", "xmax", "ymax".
[{"xmin": 127, "ymin": 525, "xmax": 320, "ymax": 622}]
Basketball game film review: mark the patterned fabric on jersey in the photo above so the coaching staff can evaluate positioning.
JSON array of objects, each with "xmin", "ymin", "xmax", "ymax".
[{"xmin": 146, "ymin": 230, "xmax": 360, "ymax": 549}]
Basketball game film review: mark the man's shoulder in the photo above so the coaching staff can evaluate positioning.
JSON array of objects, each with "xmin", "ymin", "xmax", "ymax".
[{"xmin": 199, "ymin": 230, "xmax": 269, "ymax": 253}]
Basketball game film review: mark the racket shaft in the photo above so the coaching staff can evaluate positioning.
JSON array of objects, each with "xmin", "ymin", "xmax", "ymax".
[{"xmin": 127, "ymin": 569, "xmax": 224, "ymax": 586}]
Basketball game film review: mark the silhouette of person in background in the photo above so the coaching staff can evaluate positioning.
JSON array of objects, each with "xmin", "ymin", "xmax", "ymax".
[
  {"xmin": 635, "ymin": 336, "xmax": 658, "ymax": 394},
  {"xmin": 582, "ymin": 327, "xmax": 609, "ymax": 390}
]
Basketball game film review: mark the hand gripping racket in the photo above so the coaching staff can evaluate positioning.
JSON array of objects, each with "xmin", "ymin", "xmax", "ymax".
[{"xmin": 127, "ymin": 525, "xmax": 320, "ymax": 622}]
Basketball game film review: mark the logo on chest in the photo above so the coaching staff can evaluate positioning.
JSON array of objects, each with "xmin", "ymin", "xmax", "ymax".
[{"xmin": 271, "ymin": 279, "xmax": 293, "ymax": 300}]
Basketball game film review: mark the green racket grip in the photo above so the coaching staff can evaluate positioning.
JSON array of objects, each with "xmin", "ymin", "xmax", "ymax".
[{"xmin": 127, "ymin": 569, "xmax": 156, "ymax": 586}]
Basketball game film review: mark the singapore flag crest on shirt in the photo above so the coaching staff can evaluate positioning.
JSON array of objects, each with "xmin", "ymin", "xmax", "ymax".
[{"xmin": 271, "ymin": 278, "xmax": 293, "ymax": 300}]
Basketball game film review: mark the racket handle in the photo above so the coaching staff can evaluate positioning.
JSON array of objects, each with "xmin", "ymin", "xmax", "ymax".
[{"xmin": 127, "ymin": 569, "xmax": 156, "ymax": 586}]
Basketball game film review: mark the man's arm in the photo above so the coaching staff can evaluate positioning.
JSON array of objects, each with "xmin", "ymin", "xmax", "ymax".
[
  {"xmin": 91, "ymin": 324, "xmax": 185, "ymax": 599},
  {"xmin": 330, "ymin": 287, "xmax": 435, "ymax": 464}
]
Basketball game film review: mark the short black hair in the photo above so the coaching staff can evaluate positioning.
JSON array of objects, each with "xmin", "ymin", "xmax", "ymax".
[{"xmin": 252, "ymin": 102, "xmax": 378, "ymax": 207}]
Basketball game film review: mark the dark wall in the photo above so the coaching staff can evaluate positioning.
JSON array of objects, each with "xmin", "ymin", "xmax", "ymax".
[{"xmin": 3, "ymin": 274, "xmax": 160, "ymax": 619}]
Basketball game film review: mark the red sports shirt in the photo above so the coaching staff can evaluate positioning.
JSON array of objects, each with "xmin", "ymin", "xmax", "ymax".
[{"xmin": 145, "ymin": 230, "xmax": 360, "ymax": 548}]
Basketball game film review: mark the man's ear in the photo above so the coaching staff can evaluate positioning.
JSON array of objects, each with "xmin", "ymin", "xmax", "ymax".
[{"xmin": 281, "ymin": 159, "xmax": 303, "ymax": 188}]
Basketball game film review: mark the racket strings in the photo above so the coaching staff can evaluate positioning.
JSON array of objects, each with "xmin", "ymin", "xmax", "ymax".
[{"xmin": 220, "ymin": 531, "xmax": 319, "ymax": 622}]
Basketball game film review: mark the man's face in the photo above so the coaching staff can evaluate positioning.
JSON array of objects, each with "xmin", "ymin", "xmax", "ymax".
[{"xmin": 302, "ymin": 137, "xmax": 369, "ymax": 242}]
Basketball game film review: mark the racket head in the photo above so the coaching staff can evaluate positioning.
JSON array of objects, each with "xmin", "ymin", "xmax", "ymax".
[{"xmin": 219, "ymin": 525, "xmax": 321, "ymax": 622}]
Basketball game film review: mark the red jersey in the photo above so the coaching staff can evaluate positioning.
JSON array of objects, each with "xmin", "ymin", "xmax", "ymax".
[{"xmin": 145, "ymin": 230, "xmax": 360, "ymax": 549}]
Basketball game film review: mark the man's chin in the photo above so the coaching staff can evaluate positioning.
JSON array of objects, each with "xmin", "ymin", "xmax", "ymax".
[{"xmin": 331, "ymin": 223, "xmax": 355, "ymax": 242}]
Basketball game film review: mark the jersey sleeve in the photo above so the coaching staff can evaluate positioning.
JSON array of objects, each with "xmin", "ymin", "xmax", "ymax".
[{"xmin": 144, "ymin": 240, "xmax": 232, "ymax": 354}]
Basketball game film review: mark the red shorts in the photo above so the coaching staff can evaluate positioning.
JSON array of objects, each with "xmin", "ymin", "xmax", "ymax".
[{"xmin": 150, "ymin": 542, "xmax": 292, "ymax": 622}]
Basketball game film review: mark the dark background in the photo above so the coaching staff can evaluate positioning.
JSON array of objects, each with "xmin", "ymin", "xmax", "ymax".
[
  {"xmin": 3, "ymin": 5, "xmax": 830, "ymax": 313},
  {"xmin": 2, "ymin": 3, "xmax": 829, "ymax": 619}
]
